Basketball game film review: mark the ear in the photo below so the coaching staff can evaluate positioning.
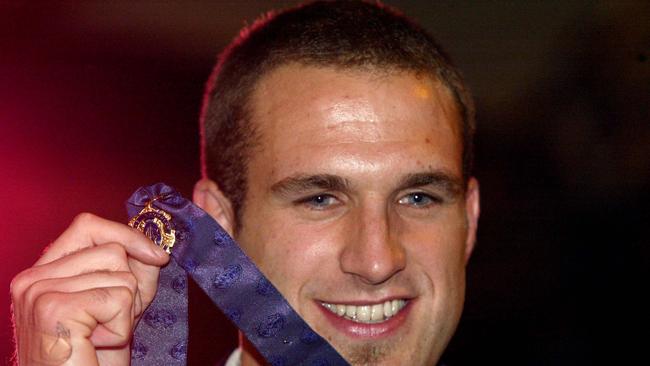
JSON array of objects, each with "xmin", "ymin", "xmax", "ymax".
[
  {"xmin": 193, "ymin": 178, "xmax": 236, "ymax": 236},
  {"xmin": 463, "ymin": 177, "xmax": 480, "ymax": 264}
]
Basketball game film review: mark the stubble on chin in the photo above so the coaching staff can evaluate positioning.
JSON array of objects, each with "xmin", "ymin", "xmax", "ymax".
[
  {"xmin": 340, "ymin": 330, "xmax": 439, "ymax": 366},
  {"xmin": 340, "ymin": 340, "xmax": 396, "ymax": 366}
]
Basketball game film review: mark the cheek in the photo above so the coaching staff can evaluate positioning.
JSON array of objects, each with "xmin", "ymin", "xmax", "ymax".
[
  {"xmin": 238, "ymin": 214, "xmax": 343, "ymax": 306},
  {"xmin": 402, "ymin": 211, "xmax": 468, "ymax": 284},
  {"xmin": 404, "ymin": 215, "xmax": 468, "ymax": 335}
]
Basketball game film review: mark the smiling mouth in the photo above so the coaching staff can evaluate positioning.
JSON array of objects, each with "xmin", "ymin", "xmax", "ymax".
[{"xmin": 320, "ymin": 299, "xmax": 408, "ymax": 324}]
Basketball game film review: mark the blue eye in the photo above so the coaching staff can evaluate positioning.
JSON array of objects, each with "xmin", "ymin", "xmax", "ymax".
[
  {"xmin": 301, "ymin": 194, "xmax": 337, "ymax": 209},
  {"xmin": 398, "ymin": 192, "xmax": 438, "ymax": 207}
]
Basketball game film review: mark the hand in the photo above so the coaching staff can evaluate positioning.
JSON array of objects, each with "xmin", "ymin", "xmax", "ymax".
[{"xmin": 10, "ymin": 213, "xmax": 170, "ymax": 365}]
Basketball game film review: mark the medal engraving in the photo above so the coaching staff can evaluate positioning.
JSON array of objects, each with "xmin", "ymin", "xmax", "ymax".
[{"xmin": 128, "ymin": 200, "xmax": 176, "ymax": 253}]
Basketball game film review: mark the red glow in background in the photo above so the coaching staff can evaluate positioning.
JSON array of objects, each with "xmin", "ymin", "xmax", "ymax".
[{"xmin": 1, "ymin": 2, "xmax": 648, "ymax": 364}]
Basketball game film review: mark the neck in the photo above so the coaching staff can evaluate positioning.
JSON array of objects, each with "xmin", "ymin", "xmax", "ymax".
[{"xmin": 239, "ymin": 332, "xmax": 268, "ymax": 366}]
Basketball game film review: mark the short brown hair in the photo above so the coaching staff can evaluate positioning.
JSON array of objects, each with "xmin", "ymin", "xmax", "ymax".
[{"xmin": 200, "ymin": 0, "xmax": 475, "ymax": 221}]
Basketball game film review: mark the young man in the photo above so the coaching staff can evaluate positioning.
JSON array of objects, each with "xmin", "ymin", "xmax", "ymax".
[{"xmin": 11, "ymin": 1, "xmax": 479, "ymax": 365}]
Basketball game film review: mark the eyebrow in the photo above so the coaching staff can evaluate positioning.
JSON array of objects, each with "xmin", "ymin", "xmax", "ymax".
[
  {"xmin": 270, "ymin": 171, "xmax": 464, "ymax": 199},
  {"xmin": 270, "ymin": 174, "xmax": 351, "ymax": 197},
  {"xmin": 396, "ymin": 171, "xmax": 464, "ymax": 198}
]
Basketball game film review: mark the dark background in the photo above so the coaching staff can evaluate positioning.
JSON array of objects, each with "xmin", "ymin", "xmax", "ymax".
[{"xmin": 1, "ymin": 1, "xmax": 648, "ymax": 364}]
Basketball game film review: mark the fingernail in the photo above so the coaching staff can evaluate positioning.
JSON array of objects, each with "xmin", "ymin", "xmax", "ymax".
[{"xmin": 151, "ymin": 244, "xmax": 167, "ymax": 257}]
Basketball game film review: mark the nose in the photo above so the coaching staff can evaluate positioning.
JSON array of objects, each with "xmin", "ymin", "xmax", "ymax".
[{"xmin": 340, "ymin": 203, "xmax": 406, "ymax": 285}]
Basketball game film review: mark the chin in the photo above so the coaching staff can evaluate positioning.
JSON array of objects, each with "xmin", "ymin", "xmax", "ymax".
[{"xmin": 311, "ymin": 302, "xmax": 450, "ymax": 366}]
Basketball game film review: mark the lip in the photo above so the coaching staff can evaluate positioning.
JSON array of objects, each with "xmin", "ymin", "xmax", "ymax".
[{"xmin": 316, "ymin": 299, "xmax": 413, "ymax": 339}]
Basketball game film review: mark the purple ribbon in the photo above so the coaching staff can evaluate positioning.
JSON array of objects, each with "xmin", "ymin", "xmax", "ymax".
[{"xmin": 126, "ymin": 183, "xmax": 348, "ymax": 365}]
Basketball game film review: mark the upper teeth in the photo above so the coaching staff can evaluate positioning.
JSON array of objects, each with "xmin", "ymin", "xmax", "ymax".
[{"xmin": 321, "ymin": 299, "xmax": 407, "ymax": 323}]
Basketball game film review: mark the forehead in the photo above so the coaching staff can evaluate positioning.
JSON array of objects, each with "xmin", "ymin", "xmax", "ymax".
[{"xmin": 247, "ymin": 64, "xmax": 463, "ymax": 182}]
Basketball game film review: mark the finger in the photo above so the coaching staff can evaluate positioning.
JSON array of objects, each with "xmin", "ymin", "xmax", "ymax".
[
  {"xmin": 33, "ymin": 242, "xmax": 130, "ymax": 278},
  {"xmin": 33, "ymin": 287, "xmax": 134, "ymax": 362},
  {"xmin": 12, "ymin": 243, "xmax": 130, "ymax": 304},
  {"xmin": 35, "ymin": 212, "xmax": 168, "ymax": 266},
  {"xmin": 23, "ymin": 271, "xmax": 142, "ymax": 319},
  {"xmin": 127, "ymin": 256, "xmax": 160, "ymax": 308},
  {"xmin": 18, "ymin": 243, "xmax": 159, "ymax": 310}
]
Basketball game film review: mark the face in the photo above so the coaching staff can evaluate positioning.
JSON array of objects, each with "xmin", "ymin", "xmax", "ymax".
[{"xmin": 234, "ymin": 64, "xmax": 479, "ymax": 365}]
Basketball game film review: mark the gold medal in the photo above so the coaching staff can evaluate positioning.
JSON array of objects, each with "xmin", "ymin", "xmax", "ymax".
[{"xmin": 128, "ymin": 199, "xmax": 176, "ymax": 253}]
